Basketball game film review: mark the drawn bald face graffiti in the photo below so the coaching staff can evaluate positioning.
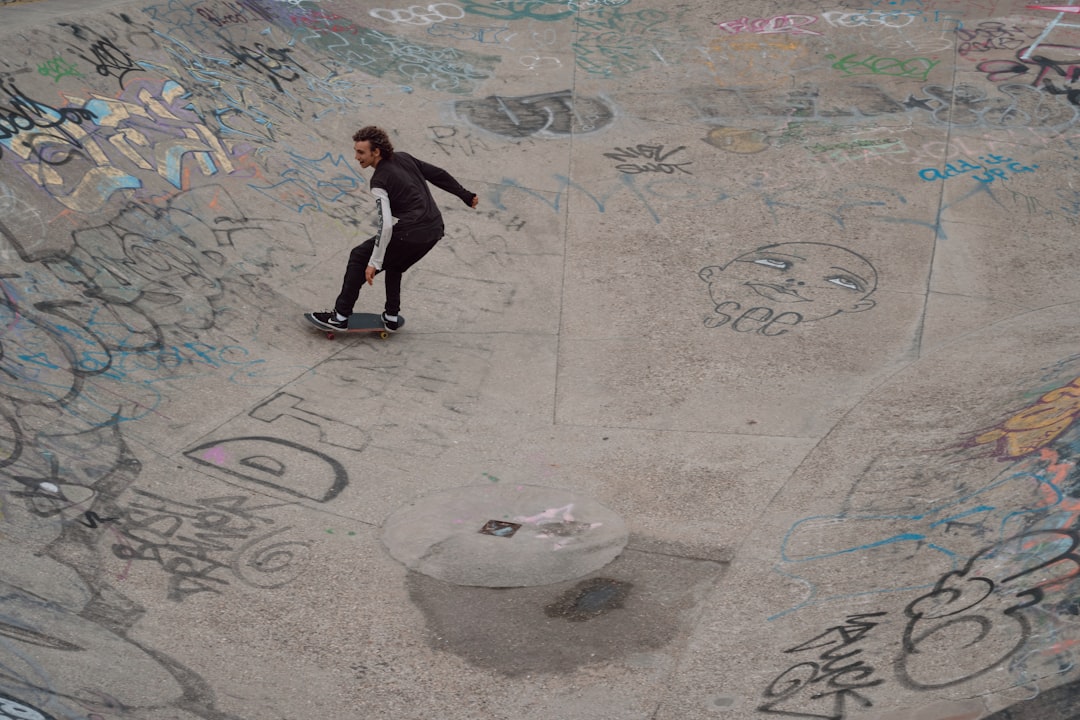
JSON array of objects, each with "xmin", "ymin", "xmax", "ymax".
[{"xmin": 699, "ymin": 242, "xmax": 877, "ymax": 334}]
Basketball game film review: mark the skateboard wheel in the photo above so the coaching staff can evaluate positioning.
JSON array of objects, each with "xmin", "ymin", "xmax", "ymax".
[
  {"xmin": 379, "ymin": 331, "xmax": 388, "ymax": 339},
  {"xmin": 326, "ymin": 332, "xmax": 335, "ymax": 340}
]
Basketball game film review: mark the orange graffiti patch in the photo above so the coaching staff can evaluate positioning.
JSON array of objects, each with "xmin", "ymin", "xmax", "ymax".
[{"xmin": 972, "ymin": 377, "xmax": 1080, "ymax": 458}]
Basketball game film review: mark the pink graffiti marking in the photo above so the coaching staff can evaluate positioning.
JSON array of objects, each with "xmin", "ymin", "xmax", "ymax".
[{"xmin": 200, "ymin": 445, "xmax": 230, "ymax": 465}]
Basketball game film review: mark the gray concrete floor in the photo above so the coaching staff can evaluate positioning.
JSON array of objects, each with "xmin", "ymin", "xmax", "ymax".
[{"xmin": 2, "ymin": 0, "xmax": 1080, "ymax": 718}]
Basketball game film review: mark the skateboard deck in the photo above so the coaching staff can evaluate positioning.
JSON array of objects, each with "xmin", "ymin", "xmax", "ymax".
[{"xmin": 304, "ymin": 312, "xmax": 403, "ymax": 340}]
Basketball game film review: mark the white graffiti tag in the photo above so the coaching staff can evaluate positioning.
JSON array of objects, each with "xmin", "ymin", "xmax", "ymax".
[
  {"xmin": 370, "ymin": 3, "xmax": 465, "ymax": 25},
  {"xmin": 821, "ymin": 11, "xmax": 917, "ymax": 28},
  {"xmin": 717, "ymin": 15, "xmax": 822, "ymax": 36}
]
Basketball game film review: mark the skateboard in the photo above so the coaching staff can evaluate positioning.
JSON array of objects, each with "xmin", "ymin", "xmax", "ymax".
[{"xmin": 303, "ymin": 312, "xmax": 403, "ymax": 340}]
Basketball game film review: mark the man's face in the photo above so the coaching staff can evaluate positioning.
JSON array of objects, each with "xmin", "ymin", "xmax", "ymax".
[
  {"xmin": 700, "ymin": 242, "xmax": 877, "ymax": 322},
  {"xmin": 354, "ymin": 140, "xmax": 381, "ymax": 168}
]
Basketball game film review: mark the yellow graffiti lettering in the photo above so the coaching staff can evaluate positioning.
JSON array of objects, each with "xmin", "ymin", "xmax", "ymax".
[{"xmin": 972, "ymin": 376, "xmax": 1080, "ymax": 458}]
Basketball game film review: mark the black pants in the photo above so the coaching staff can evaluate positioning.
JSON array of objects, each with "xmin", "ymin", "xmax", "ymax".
[{"xmin": 333, "ymin": 223, "xmax": 443, "ymax": 317}]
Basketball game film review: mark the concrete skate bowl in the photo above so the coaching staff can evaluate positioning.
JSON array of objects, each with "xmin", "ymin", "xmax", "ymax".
[{"xmin": 3, "ymin": 1, "xmax": 1080, "ymax": 719}]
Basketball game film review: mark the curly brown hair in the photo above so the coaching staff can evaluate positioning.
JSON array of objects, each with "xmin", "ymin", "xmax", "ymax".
[{"xmin": 352, "ymin": 126, "xmax": 394, "ymax": 160}]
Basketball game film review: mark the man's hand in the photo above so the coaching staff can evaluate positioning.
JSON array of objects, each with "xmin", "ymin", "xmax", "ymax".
[
  {"xmin": 365, "ymin": 265, "xmax": 377, "ymax": 285},
  {"xmin": 470, "ymin": 194, "xmax": 479, "ymax": 209}
]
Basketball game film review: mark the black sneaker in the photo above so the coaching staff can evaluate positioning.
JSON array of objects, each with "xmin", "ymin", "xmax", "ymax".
[
  {"xmin": 381, "ymin": 312, "xmax": 401, "ymax": 332},
  {"xmin": 311, "ymin": 311, "xmax": 347, "ymax": 330}
]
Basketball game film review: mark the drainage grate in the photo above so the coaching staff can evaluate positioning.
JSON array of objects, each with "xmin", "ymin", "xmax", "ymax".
[{"xmin": 479, "ymin": 519, "xmax": 521, "ymax": 537}]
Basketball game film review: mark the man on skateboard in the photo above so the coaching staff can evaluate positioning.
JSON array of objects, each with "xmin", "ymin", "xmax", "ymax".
[{"xmin": 309, "ymin": 125, "xmax": 479, "ymax": 332}]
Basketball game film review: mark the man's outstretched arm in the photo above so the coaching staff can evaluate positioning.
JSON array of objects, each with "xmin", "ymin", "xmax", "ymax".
[{"xmin": 417, "ymin": 157, "xmax": 478, "ymax": 207}]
